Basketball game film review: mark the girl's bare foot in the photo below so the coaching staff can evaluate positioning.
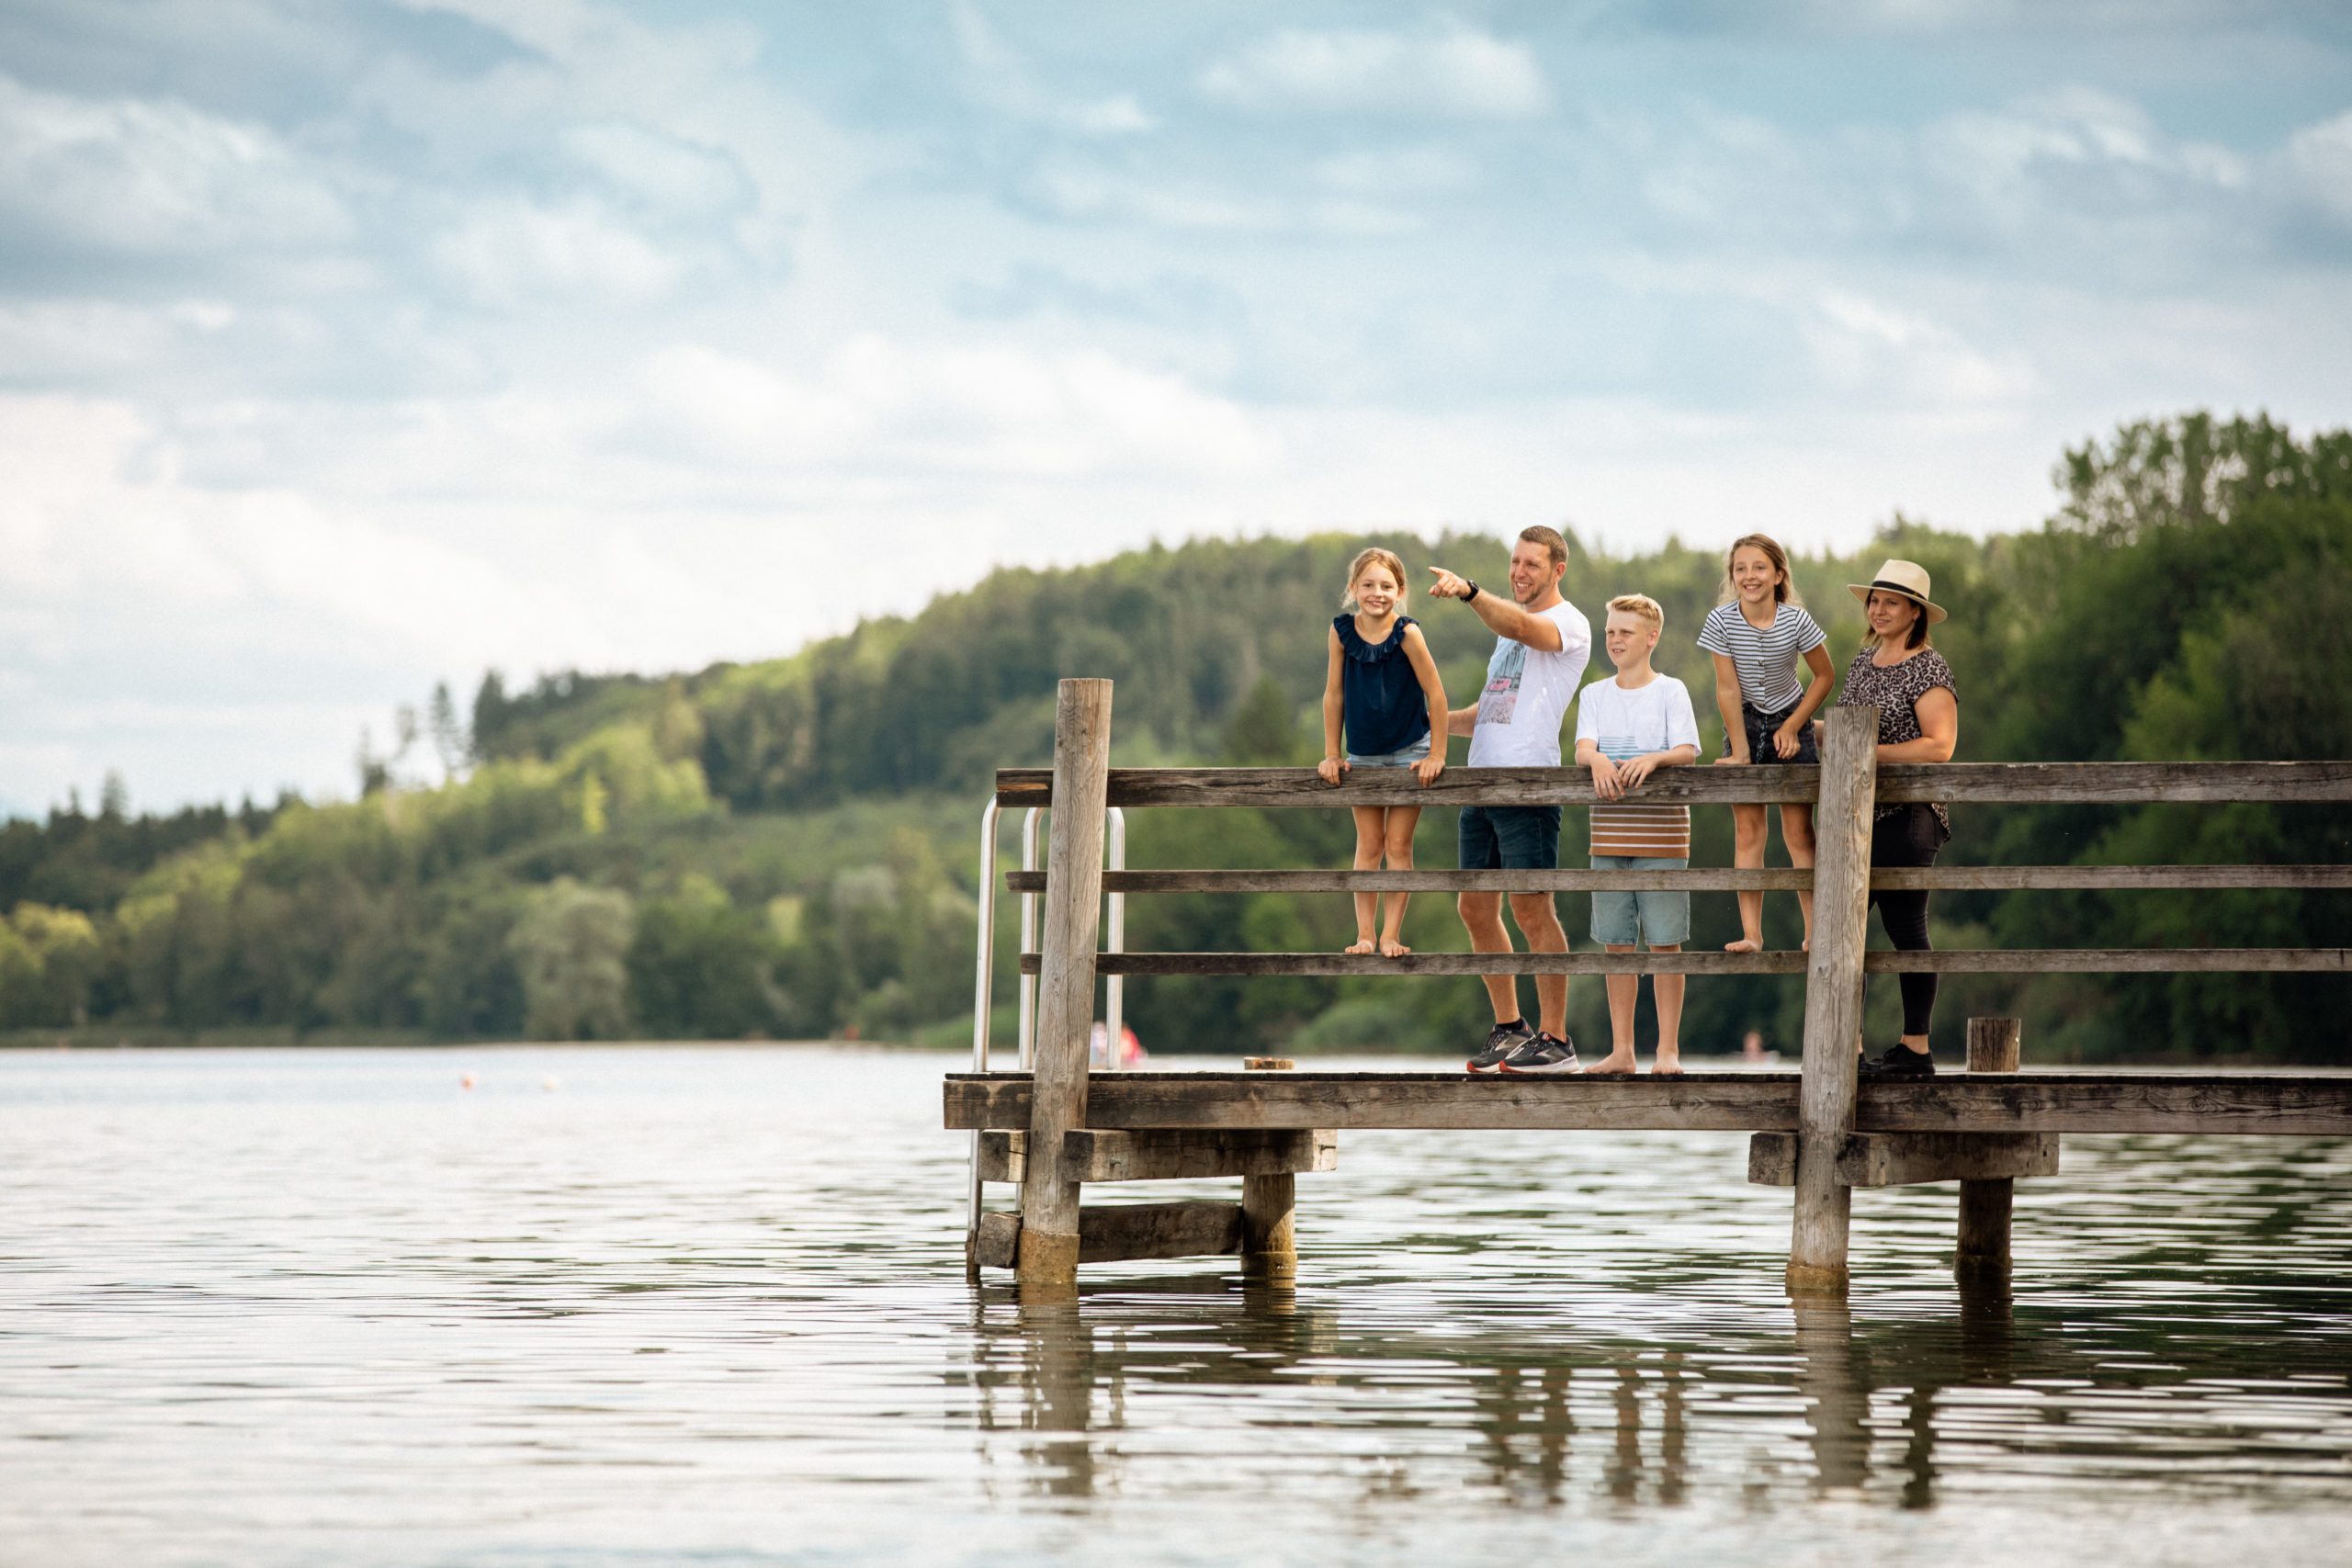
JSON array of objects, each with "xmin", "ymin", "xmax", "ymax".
[
  {"xmin": 1345, "ymin": 938, "xmax": 1376, "ymax": 955},
  {"xmin": 1582, "ymin": 1053, "xmax": 1637, "ymax": 1075},
  {"xmin": 1802, "ymin": 935, "xmax": 1812, "ymax": 952},
  {"xmin": 1651, "ymin": 1055, "xmax": 1684, "ymax": 1077},
  {"xmin": 1378, "ymin": 936, "xmax": 1411, "ymax": 958},
  {"xmin": 1724, "ymin": 937, "xmax": 1761, "ymax": 953}
]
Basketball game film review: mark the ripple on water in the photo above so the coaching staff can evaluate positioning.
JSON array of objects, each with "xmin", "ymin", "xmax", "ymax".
[{"xmin": 0, "ymin": 1047, "xmax": 2348, "ymax": 1567}]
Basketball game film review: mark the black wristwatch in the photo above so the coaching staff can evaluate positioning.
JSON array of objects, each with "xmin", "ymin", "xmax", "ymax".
[{"xmin": 1461, "ymin": 580, "xmax": 1480, "ymax": 604}]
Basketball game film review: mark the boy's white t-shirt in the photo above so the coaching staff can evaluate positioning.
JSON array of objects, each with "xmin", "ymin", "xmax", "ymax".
[
  {"xmin": 1574, "ymin": 672, "xmax": 1702, "ymax": 858},
  {"xmin": 1465, "ymin": 599, "xmax": 1593, "ymax": 768}
]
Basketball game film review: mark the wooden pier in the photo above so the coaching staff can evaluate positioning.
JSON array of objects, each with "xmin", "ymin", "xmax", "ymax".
[{"xmin": 951, "ymin": 679, "xmax": 2352, "ymax": 1292}]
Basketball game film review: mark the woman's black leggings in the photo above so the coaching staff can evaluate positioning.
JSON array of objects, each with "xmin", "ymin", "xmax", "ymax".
[{"xmin": 1868, "ymin": 806, "xmax": 1946, "ymax": 1037}]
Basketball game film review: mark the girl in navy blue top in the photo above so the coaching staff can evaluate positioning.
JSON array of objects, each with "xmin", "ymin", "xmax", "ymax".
[{"xmin": 1317, "ymin": 547, "xmax": 1449, "ymax": 957}]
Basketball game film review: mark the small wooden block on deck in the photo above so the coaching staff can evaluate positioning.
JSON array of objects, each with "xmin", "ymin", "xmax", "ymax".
[
  {"xmin": 1748, "ymin": 1130, "xmax": 2061, "ymax": 1188},
  {"xmin": 971, "ymin": 1200, "xmax": 1246, "ymax": 1269},
  {"xmin": 976, "ymin": 1127, "xmax": 1340, "ymax": 1184}
]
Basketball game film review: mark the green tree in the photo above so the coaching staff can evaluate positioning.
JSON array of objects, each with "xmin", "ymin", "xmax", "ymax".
[{"xmin": 508, "ymin": 879, "xmax": 634, "ymax": 1040}]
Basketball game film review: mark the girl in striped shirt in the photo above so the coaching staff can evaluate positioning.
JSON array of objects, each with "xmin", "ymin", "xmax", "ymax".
[{"xmin": 1697, "ymin": 535, "xmax": 1836, "ymax": 952}]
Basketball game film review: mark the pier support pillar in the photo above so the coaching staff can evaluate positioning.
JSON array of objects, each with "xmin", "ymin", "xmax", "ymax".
[
  {"xmin": 1241, "ymin": 1057, "xmax": 1297, "ymax": 1281},
  {"xmin": 1787, "ymin": 705, "xmax": 1879, "ymax": 1293},
  {"xmin": 1956, "ymin": 1018, "xmax": 2022, "ymax": 1282},
  {"xmin": 1016, "ymin": 679, "xmax": 1114, "ymax": 1288}
]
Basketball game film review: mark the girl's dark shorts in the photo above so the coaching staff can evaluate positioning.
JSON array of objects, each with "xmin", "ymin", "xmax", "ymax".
[{"xmin": 1729, "ymin": 700, "xmax": 1819, "ymax": 766}]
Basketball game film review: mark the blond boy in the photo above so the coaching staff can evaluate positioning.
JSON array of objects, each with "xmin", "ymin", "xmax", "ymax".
[{"xmin": 1572, "ymin": 595, "xmax": 1702, "ymax": 1075}]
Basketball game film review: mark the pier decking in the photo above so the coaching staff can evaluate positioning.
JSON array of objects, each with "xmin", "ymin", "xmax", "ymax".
[{"xmin": 951, "ymin": 680, "xmax": 2351, "ymax": 1292}]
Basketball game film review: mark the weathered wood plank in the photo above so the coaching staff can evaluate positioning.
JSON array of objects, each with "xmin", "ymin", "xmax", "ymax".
[
  {"xmin": 997, "ymin": 761, "xmax": 2352, "ymax": 809},
  {"xmin": 1860, "ymin": 1077, "xmax": 2352, "ymax": 1135},
  {"xmin": 1078, "ymin": 1200, "xmax": 1244, "ymax": 1263},
  {"xmin": 975, "ymin": 1210, "xmax": 1023, "ymax": 1269},
  {"xmin": 944, "ymin": 1071, "xmax": 2352, "ymax": 1135},
  {"xmin": 1022, "ymin": 951, "xmax": 1807, "ymax": 976},
  {"xmin": 972, "ymin": 1201, "xmax": 1249, "ymax": 1266},
  {"xmin": 1017, "ymin": 678, "xmax": 1113, "ymax": 1285},
  {"xmin": 1066, "ymin": 1127, "xmax": 1337, "ymax": 1182},
  {"xmin": 1860, "ymin": 949, "xmax": 2351, "ymax": 974},
  {"xmin": 1748, "ymin": 1130, "xmax": 2060, "ymax": 1187},
  {"xmin": 1016, "ymin": 948, "xmax": 2352, "ymax": 976},
  {"xmin": 1004, "ymin": 865, "xmax": 2352, "ymax": 895},
  {"xmin": 977, "ymin": 1129, "xmax": 1026, "ymax": 1184},
  {"xmin": 997, "ymin": 765, "xmax": 1817, "ymax": 808},
  {"xmin": 947, "ymin": 1072, "xmax": 1804, "ymax": 1132}
]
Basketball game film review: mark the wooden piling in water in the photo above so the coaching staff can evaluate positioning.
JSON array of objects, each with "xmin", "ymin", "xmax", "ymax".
[
  {"xmin": 1240, "ymin": 1057, "xmax": 1298, "ymax": 1280},
  {"xmin": 1787, "ymin": 705, "xmax": 1880, "ymax": 1293},
  {"xmin": 1956, "ymin": 1018, "xmax": 2023, "ymax": 1281},
  {"xmin": 1016, "ymin": 679, "xmax": 1114, "ymax": 1287}
]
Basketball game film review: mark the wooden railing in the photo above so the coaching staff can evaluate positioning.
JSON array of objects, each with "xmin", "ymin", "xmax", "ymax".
[{"xmin": 953, "ymin": 680, "xmax": 2352, "ymax": 1292}]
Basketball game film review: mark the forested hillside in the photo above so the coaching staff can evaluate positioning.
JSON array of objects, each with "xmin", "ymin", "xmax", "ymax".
[{"xmin": 3, "ymin": 413, "xmax": 2346, "ymax": 1060}]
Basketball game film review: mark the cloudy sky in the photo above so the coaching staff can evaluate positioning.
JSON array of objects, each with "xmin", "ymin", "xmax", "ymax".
[{"xmin": 4, "ymin": 1, "xmax": 2349, "ymax": 815}]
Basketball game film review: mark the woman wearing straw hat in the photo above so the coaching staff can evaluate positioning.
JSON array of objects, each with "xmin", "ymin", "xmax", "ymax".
[{"xmin": 1836, "ymin": 559, "xmax": 1958, "ymax": 1078}]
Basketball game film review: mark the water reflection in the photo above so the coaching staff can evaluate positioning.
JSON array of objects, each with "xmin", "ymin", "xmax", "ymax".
[{"xmin": 965, "ymin": 1269, "xmax": 2352, "ymax": 1515}]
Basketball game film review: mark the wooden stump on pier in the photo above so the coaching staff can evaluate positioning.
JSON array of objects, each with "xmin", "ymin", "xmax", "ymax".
[
  {"xmin": 1787, "ymin": 705, "xmax": 1879, "ymax": 1294},
  {"xmin": 1016, "ymin": 679, "xmax": 1114, "ymax": 1288},
  {"xmin": 1956, "ymin": 1018, "xmax": 2022, "ymax": 1282}
]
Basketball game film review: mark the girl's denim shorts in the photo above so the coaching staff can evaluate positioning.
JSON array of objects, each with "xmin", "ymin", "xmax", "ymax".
[{"xmin": 1346, "ymin": 735, "xmax": 1432, "ymax": 770}]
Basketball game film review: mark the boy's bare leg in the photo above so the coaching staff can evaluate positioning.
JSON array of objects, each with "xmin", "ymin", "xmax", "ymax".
[
  {"xmin": 1781, "ymin": 803, "xmax": 1817, "ymax": 952},
  {"xmin": 1378, "ymin": 807, "xmax": 1421, "ymax": 957},
  {"xmin": 1508, "ymin": 892, "xmax": 1570, "ymax": 1039},
  {"xmin": 1347, "ymin": 807, "xmax": 1385, "ymax": 954},
  {"xmin": 1650, "ymin": 943, "xmax": 1685, "ymax": 1073},
  {"xmin": 1727, "ymin": 804, "xmax": 1767, "ymax": 952},
  {"xmin": 1457, "ymin": 891, "xmax": 1522, "ymax": 1024},
  {"xmin": 1588, "ymin": 943, "xmax": 1640, "ymax": 1073}
]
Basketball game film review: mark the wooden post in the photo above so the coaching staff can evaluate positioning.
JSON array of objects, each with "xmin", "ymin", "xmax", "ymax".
[
  {"xmin": 1788, "ymin": 705, "xmax": 1879, "ymax": 1292},
  {"xmin": 1016, "ymin": 679, "xmax": 1114, "ymax": 1287},
  {"xmin": 1240, "ymin": 1057, "xmax": 1297, "ymax": 1280},
  {"xmin": 1956, "ymin": 1017, "xmax": 2022, "ymax": 1281}
]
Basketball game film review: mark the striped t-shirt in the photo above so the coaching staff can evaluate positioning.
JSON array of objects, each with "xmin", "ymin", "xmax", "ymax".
[
  {"xmin": 1573, "ymin": 673, "xmax": 1702, "ymax": 858},
  {"xmin": 1695, "ymin": 601, "xmax": 1827, "ymax": 713}
]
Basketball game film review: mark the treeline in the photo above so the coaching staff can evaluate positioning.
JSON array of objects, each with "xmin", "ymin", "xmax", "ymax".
[{"xmin": 1, "ymin": 412, "xmax": 2346, "ymax": 1059}]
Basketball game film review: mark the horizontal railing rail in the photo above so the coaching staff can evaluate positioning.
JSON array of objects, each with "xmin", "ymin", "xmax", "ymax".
[
  {"xmin": 1003, "ymin": 864, "xmax": 2352, "ymax": 895},
  {"xmin": 1019, "ymin": 948, "xmax": 2352, "ymax": 976},
  {"xmin": 996, "ymin": 760, "xmax": 2352, "ymax": 809}
]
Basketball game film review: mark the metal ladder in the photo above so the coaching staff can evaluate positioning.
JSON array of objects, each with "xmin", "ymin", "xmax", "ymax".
[{"xmin": 965, "ymin": 801, "xmax": 1125, "ymax": 1264}]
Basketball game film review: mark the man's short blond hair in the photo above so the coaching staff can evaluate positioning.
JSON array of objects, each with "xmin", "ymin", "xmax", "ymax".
[{"xmin": 1607, "ymin": 593, "xmax": 1664, "ymax": 631}]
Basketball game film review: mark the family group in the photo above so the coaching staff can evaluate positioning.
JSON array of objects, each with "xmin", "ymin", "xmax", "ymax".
[{"xmin": 1317, "ymin": 527, "xmax": 1958, "ymax": 1080}]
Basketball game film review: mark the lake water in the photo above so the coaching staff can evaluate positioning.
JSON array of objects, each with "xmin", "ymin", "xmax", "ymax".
[{"xmin": 2, "ymin": 1046, "xmax": 2348, "ymax": 1566}]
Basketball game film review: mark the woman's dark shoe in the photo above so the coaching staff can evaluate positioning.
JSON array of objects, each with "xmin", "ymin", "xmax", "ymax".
[{"xmin": 1858, "ymin": 1043, "xmax": 1936, "ymax": 1079}]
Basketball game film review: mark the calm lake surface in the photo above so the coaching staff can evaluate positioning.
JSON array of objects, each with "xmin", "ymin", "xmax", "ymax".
[{"xmin": 3, "ymin": 1046, "xmax": 2348, "ymax": 1567}]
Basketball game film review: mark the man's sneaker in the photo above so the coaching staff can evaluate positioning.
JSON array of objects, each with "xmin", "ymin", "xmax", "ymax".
[
  {"xmin": 1858, "ymin": 1043, "xmax": 1936, "ymax": 1079},
  {"xmin": 1466, "ymin": 1019, "xmax": 1535, "ymax": 1073},
  {"xmin": 1499, "ymin": 1032, "xmax": 1580, "ymax": 1075}
]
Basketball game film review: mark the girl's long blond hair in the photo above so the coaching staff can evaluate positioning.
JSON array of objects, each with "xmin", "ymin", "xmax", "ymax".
[
  {"xmin": 1718, "ymin": 533, "xmax": 1802, "ymax": 606},
  {"xmin": 1340, "ymin": 547, "xmax": 1408, "ymax": 613}
]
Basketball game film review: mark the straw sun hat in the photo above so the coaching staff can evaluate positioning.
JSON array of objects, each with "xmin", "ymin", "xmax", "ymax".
[{"xmin": 1847, "ymin": 558, "xmax": 1948, "ymax": 625}]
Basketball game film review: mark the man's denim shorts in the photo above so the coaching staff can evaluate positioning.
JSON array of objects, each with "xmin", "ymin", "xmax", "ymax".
[
  {"xmin": 1590, "ymin": 855, "xmax": 1691, "ymax": 946},
  {"xmin": 1347, "ymin": 735, "xmax": 1431, "ymax": 770},
  {"xmin": 1458, "ymin": 805, "xmax": 1561, "ymax": 874}
]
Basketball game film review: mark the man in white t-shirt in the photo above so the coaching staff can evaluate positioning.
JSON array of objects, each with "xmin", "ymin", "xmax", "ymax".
[{"xmin": 1427, "ymin": 525, "xmax": 1593, "ymax": 1074}]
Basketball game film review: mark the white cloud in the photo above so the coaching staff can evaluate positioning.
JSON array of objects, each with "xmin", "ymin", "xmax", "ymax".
[
  {"xmin": 1198, "ymin": 23, "xmax": 1550, "ymax": 119},
  {"xmin": 950, "ymin": 2, "xmax": 1157, "ymax": 137},
  {"xmin": 0, "ymin": 74, "xmax": 350, "ymax": 258},
  {"xmin": 2281, "ymin": 108, "xmax": 2352, "ymax": 226},
  {"xmin": 426, "ymin": 197, "xmax": 688, "ymax": 307},
  {"xmin": 1805, "ymin": 290, "xmax": 2038, "ymax": 407},
  {"xmin": 560, "ymin": 122, "xmax": 751, "ymax": 218},
  {"xmin": 640, "ymin": 336, "xmax": 1277, "ymax": 479}
]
